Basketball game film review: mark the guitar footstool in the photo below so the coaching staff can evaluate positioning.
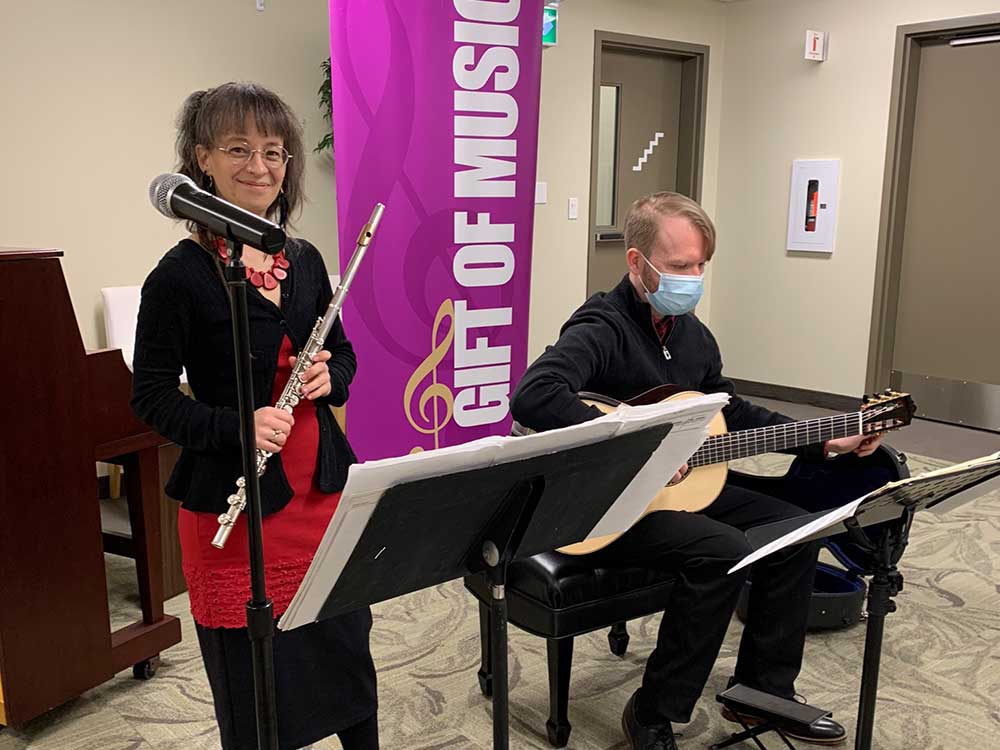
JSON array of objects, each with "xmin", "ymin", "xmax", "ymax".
[{"xmin": 714, "ymin": 683, "xmax": 832, "ymax": 750}]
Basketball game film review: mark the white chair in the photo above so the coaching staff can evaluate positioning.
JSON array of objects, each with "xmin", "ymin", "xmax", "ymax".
[
  {"xmin": 100, "ymin": 285, "xmax": 142, "ymax": 372},
  {"xmin": 101, "ymin": 285, "xmax": 187, "ymax": 383},
  {"xmin": 100, "ymin": 285, "xmax": 187, "ymax": 497}
]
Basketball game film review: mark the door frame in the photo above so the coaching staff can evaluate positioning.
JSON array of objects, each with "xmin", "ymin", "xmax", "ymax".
[
  {"xmin": 866, "ymin": 13, "xmax": 1000, "ymax": 393},
  {"xmin": 587, "ymin": 32, "xmax": 709, "ymax": 263}
]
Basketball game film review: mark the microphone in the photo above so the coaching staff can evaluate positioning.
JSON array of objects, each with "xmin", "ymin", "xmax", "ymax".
[{"xmin": 149, "ymin": 173, "xmax": 286, "ymax": 254}]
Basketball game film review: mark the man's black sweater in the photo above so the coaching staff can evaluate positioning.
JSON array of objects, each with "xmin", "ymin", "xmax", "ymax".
[{"xmin": 512, "ymin": 274, "xmax": 800, "ymax": 437}]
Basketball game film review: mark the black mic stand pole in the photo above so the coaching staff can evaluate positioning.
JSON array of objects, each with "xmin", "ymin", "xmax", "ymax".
[{"xmin": 223, "ymin": 236, "xmax": 279, "ymax": 750}]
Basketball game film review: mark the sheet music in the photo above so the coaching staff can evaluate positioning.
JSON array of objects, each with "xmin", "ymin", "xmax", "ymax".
[
  {"xmin": 279, "ymin": 392, "xmax": 728, "ymax": 631},
  {"xmin": 913, "ymin": 452, "xmax": 1000, "ymax": 513},
  {"xmin": 928, "ymin": 474, "xmax": 1000, "ymax": 514},
  {"xmin": 728, "ymin": 451, "xmax": 1000, "ymax": 575},
  {"xmin": 729, "ymin": 499, "xmax": 867, "ymax": 574}
]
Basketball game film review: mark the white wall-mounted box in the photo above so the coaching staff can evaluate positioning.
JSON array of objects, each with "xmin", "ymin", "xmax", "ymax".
[{"xmin": 786, "ymin": 159, "xmax": 840, "ymax": 253}]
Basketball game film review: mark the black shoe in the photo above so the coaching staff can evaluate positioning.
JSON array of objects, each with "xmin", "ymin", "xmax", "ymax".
[
  {"xmin": 721, "ymin": 704, "xmax": 847, "ymax": 745},
  {"xmin": 622, "ymin": 691, "xmax": 678, "ymax": 750}
]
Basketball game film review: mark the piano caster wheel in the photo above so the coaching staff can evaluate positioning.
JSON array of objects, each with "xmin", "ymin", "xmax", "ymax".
[{"xmin": 133, "ymin": 655, "xmax": 161, "ymax": 680}]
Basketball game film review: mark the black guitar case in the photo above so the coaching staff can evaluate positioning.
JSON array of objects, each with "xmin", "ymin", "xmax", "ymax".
[{"xmin": 728, "ymin": 443, "xmax": 910, "ymax": 630}]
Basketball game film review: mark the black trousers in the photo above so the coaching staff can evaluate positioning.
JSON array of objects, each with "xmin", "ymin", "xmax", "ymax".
[
  {"xmin": 195, "ymin": 608, "xmax": 378, "ymax": 750},
  {"xmin": 337, "ymin": 713, "xmax": 379, "ymax": 750},
  {"xmin": 589, "ymin": 484, "xmax": 820, "ymax": 724}
]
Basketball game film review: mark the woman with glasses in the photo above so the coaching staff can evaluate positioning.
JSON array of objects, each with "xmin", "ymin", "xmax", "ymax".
[{"xmin": 131, "ymin": 82, "xmax": 378, "ymax": 750}]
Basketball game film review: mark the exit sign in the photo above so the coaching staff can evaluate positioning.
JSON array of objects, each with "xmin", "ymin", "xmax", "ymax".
[{"xmin": 543, "ymin": 6, "xmax": 558, "ymax": 46}]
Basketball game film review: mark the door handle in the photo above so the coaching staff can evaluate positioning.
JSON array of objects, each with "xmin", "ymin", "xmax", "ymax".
[{"xmin": 595, "ymin": 231, "xmax": 624, "ymax": 242}]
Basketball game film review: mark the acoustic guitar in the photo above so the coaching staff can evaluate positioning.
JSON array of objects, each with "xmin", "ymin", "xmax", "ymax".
[{"xmin": 558, "ymin": 386, "xmax": 915, "ymax": 555}]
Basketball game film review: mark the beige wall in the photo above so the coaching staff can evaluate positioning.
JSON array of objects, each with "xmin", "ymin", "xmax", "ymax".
[
  {"xmin": 12, "ymin": 0, "xmax": 992, "ymax": 398},
  {"xmin": 1, "ymin": 0, "xmax": 337, "ymax": 350},
  {"xmin": 529, "ymin": 0, "xmax": 728, "ymax": 361},
  {"xmin": 711, "ymin": 0, "xmax": 1000, "ymax": 397},
  {"xmin": 2, "ymin": 0, "xmax": 727, "ymax": 360}
]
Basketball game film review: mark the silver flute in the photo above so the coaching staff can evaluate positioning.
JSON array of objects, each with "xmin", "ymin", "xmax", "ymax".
[{"xmin": 212, "ymin": 203, "xmax": 385, "ymax": 549}]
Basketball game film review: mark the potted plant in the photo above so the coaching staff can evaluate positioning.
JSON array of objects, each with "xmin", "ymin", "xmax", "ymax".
[{"xmin": 314, "ymin": 57, "xmax": 333, "ymax": 154}]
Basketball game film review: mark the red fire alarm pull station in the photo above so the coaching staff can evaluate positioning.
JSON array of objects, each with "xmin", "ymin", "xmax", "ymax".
[{"xmin": 805, "ymin": 30, "xmax": 828, "ymax": 61}]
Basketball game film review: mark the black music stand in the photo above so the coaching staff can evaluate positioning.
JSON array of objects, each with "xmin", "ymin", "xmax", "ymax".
[
  {"xmin": 740, "ymin": 455, "xmax": 1000, "ymax": 750},
  {"xmin": 282, "ymin": 422, "xmax": 675, "ymax": 750}
]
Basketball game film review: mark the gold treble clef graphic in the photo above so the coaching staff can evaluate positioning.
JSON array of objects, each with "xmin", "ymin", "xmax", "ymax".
[{"xmin": 403, "ymin": 299, "xmax": 456, "ymax": 452}]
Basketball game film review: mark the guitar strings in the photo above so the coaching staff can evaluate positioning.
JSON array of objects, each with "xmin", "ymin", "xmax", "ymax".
[{"xmin": 688, "ymin": 412, "xmax": 865, "ymax": 468}]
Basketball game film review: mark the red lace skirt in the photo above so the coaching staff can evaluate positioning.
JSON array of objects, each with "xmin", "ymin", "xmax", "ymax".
[{"xmin": 179, "ymin": 336, "xmax": 341, "ymax": 629}]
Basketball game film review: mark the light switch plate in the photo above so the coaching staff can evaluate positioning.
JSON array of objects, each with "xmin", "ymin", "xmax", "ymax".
[{"xmin": 535, "ymin": 181, "xmax": 547, "ymax": 205}]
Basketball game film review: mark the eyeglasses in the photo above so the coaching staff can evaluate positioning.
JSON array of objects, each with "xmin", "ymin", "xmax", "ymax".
[{"xmin": 216, "ymin": 144, "xmax": 293, "ymax": 167}]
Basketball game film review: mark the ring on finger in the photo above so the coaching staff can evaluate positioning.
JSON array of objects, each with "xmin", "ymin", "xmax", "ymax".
[{"xmin": 271, "ymin": 429, "xmax": 283, "ymax": 441}]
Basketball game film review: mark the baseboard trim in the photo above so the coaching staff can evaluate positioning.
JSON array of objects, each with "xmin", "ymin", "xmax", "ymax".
[{"xmin": 730, "ymin": 378, "xmax": 859, "ymax": 413}]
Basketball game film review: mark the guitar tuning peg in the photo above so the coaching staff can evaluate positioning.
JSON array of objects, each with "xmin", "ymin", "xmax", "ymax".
[
  {"xmin": 862, "ymin": 394, "xmax": 871, "ymax": 403},
  {"xmin": 884, "ymin": 388, "xmax": 893, "ymax": 395}
]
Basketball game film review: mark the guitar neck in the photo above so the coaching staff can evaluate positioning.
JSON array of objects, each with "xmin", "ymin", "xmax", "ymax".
[{"xmin": 689, "ymin": 412, "xmax": 864, "ymax": 467}]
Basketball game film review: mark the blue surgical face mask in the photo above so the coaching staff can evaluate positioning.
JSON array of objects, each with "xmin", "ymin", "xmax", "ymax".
[{"xmin": 640, "ymin": 255, "xmax": 704, "ymax": 316}]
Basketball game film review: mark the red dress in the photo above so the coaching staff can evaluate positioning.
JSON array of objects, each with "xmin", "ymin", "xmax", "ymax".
[{"xmin": 179, "ymin": 336, "xmax": 341, "ymax": 629}]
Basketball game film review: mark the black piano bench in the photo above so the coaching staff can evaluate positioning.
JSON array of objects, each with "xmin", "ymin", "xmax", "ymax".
[{"xmin": 463, "ymin": 552, "xmax": 676, "ymax": 747}]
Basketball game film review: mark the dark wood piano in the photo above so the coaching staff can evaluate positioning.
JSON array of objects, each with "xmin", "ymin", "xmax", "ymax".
[{"xmin": 0, "ymin": 249, "xmax": 182, "ymax": 727}]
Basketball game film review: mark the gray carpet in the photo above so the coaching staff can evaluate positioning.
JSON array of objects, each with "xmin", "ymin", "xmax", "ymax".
[{"xmin": 1, "ymin": 453, "xmax": 997, "ymax": 749}]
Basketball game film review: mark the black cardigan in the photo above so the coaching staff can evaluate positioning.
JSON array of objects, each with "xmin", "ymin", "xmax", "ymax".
[
  {"xmin": 131, "ymin": 237, "xmax": 357, "ymax": 515},
  {"xmin": 512, "ymin": 275, "xmax": 819, "ymax": 454}
]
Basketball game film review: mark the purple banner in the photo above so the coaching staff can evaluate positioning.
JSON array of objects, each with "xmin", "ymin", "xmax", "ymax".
[{"xmin": 329, "ymin": 0, "xmax": 543, "ymax": 460}]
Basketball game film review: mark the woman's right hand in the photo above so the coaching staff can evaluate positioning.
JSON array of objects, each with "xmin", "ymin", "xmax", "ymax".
[{"xmin": 255, "ymin": 406, "xmax": 295, "ymax": 453}]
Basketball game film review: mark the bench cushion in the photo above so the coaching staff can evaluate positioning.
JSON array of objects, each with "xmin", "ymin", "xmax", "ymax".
[{"xmin": 463, "ymin": 551, "xmax": 675, "ymax": 639}]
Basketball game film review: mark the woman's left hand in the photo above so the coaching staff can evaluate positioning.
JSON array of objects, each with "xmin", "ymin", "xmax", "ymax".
[{"xmin": 289, "ymin": 349, "xmax": 332, "ymax": 400}]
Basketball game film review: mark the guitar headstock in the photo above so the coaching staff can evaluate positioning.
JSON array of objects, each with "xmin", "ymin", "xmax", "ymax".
[{"xmin": 860, "ymin": 390, "xmax": 916, "ymax": 434}]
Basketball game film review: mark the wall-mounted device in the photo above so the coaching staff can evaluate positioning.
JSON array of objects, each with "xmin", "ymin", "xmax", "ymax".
[
  {"xmin": 805, "ymin": 30, "xmax": 828, "ymax": 61},
  {"xmin": 787, "ymin": 159, "xmax": 840, "ymax": 253}
]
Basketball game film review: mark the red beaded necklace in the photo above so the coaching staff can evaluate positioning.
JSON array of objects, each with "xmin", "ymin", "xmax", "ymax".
[{"xmin": 213, "ymin": 236, "xmax": 290, "ymax": 291}]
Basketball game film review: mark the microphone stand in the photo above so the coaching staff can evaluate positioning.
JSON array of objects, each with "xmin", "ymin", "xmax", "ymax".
[{"xmin": 223, "ymin": 235, "xmax": 279, "ymax": 750}]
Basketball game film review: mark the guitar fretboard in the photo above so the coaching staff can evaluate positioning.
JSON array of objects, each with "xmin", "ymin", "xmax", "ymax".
[{"xmin": 689, "ymin": 412, "xmax": 864, "ymax": 467}]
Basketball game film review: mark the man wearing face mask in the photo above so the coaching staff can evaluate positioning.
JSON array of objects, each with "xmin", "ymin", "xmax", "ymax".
[{"xmin": 511, "ymin": 192, "xmax": 879, "ymax": 750}]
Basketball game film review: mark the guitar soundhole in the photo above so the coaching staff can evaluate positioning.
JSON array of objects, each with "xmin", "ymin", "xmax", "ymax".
[{"xmin": 667, "ymin": 466, "xmax": 692, "ymax": 488}]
